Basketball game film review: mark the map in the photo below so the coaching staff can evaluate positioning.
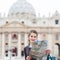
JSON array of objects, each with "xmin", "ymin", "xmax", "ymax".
[{"xmin": 30, "ymin": 40, "xmax": 48, "ymax": 59}]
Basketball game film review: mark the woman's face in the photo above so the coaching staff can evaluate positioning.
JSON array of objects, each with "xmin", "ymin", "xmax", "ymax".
[{"xmin": 28, "ymin": 32, "xmax": 37, "ymax": 43}]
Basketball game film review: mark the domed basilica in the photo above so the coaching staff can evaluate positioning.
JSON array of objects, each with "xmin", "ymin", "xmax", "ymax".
[{"xmin": 0, "ymin": 0, "xmax": 60, "ymax": 60}]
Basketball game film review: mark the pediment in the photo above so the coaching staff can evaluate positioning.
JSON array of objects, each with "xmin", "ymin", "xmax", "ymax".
[{"xmin": 1, "ymin": 21, "xmax": 28, "ymax": 28}]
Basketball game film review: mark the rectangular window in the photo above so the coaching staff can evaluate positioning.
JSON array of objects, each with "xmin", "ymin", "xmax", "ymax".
[
  {"xmin": 12, "ymin": 47, "xmax": 17, "ymax": 56},
  {"xmin": 55, "ymin": 20, "xmax": 59, "ymax": 24}
]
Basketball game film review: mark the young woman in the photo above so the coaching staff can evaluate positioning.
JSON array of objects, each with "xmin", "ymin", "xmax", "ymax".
[{"xmin": 24, "ymin": 30, "xmax": 38, "ymax": 60}]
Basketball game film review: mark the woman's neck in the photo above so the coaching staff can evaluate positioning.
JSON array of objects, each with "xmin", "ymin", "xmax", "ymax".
[{"xmin": 29, "ymin": 43, "xmax": 33, "ymax": 48}]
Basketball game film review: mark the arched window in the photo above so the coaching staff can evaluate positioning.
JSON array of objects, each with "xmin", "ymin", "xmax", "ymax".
[{"xmin": 55, "ymin": 43, "xmax": 60, "ymax": 56}]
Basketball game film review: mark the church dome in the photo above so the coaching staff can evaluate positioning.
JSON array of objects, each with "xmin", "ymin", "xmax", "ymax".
[{"xmin": 8, "ymin": 0, "xmax": 36, "ymax": 18}]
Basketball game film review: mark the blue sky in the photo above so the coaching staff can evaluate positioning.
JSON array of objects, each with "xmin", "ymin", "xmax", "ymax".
[{"xmin": 0, "ymin": 0, "xmax": 60, "ymax": 17}]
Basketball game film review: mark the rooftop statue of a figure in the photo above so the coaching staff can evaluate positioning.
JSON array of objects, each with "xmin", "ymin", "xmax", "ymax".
[{"xmin": 30, "ymin": 40, "xmax": 48, "ymax": 60}]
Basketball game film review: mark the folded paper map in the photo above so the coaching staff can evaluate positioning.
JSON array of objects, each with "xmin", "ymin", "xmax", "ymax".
[{"xmin": 30, "ymin": 40, "xmax": 48, "ymax": 59}]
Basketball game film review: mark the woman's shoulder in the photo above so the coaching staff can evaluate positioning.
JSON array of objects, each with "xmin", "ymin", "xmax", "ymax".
[{"xmin": 24, "ymin": 45, "xmax": 29, "ymax": 48}]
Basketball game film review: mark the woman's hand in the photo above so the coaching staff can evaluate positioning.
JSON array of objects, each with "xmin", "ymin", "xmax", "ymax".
[{"xmin": 26, "ymin": 56, "xmax": 31, "ymax": 60}]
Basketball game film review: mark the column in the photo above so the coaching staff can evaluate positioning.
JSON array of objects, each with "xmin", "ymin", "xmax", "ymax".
[
  {"xmin": 47, "ymin": 33, "xmax": 52, "ymax": 51},
  {"xmin": 8, "ymin": 33, "xmax": 11, "ymax": 58},
  {"xmin": 0, "ymin": 33, "xmax": 2, "ymax": 58},
  {"xmin": 54, "ymin": 45, "xmax": 58, "ymax": 57},
  {"xmin": 38, "ymin": 33, "xmax": 41, "ymax": 40},
  {"xmin": 2, "ymin": 33, "xmax": 5, "ymax": 59},
  {"xmin": 18, "ymin": 33, "xmax": 21, "ymax": 58},
  {"xmin": 24, "ymin": 33, "xmax": 28, "ymax": 47}
]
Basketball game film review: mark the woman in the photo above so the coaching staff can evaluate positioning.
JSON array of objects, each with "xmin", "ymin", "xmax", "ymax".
[{"xmin": 24, "ymin": 30, "xmax": 38, "ymax": 60}]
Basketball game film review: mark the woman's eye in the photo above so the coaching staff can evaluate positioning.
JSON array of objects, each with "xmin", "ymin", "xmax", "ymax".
[
  {"xmin": 31, "ymin": 36, "xmax": 36, "ymax": 38},
  {"xmin": 34, "ymin": 36, "xmax": 36, "ymax": 38}
]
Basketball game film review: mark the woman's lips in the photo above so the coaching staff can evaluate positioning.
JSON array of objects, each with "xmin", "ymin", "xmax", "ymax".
[{"xmin": 31, "ymin": 39, "xmax": 35, "ymax": 41}]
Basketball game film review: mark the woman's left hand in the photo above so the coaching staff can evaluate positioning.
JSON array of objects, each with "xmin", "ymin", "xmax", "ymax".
[{"xmin": 26, "ymin": 56, "xmax": 31, "ymax": 60}]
